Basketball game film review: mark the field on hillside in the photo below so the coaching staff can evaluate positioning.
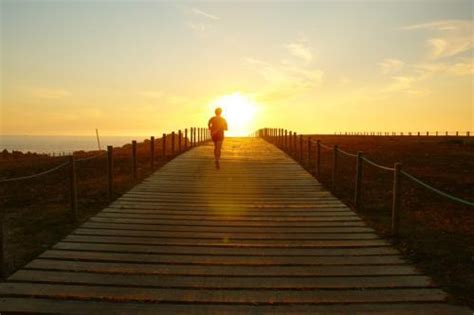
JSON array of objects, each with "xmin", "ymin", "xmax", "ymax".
[{"xmin": 283, "ymin": 134, "xmax": 474, "ymax": 307}]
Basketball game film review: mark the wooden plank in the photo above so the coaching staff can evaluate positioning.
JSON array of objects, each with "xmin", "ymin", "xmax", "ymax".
[
  {"xmin": 89, "ymin": 217, "xmax": 365, "ymax": 227},
  {"xmin": 9, "ymin": 270, "xmax": 434, "ymax": 289},
  {"xmin": 81, "ymin": 222, "xmax": 375, "ymax": 233},
  {"xmin": 95, "ymin": 212, "xmax": 360, "ymax": 222},
  {"xmin": 0, "ymin": 283, "xmax": 446, "ymax": 304},
  {"xmin": 72, "ymin": 228, "xmax": 380, "ymax": 240},
  {"xmin": 39, "ymin": 250, "xmax": 403, "ymax": 265},
  {"xmin": 53, "ymin": 242, "xmax": 400, "ymax": 256},
  {"xmin": 25, "ymin": 259, "xmax": 420, "ymax": 276},
  {"xmin": 63, "ymin": 234, "xmax": 389, "ymax": 247},
  {"xmin": 0, "ymin": 298, "xmax": 470, "ymax": 315}
]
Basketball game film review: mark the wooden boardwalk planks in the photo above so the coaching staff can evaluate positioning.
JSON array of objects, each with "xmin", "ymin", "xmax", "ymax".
[{"xmin": 0, "ymin": 138, "xmax": 470, "ymax": 314}]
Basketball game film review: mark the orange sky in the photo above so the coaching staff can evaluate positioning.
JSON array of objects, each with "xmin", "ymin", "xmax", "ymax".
[{"xmin": 1, "ymin": 1, "xmax": 473, "ymax": 136}]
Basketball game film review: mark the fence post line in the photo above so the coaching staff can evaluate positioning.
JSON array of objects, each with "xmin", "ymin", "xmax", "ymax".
[
  {"xmin": 332, "ymin": 145, "xmax": 338, "ymax": 190},
  {"xmin": 287, "ymin": 130, "xmax": 293, "ymax": 154},
  {"xmin": 285, "ymin": 130, "xmax": 288, "ymax": 151},
  {"xmin": 171, "ymin": 132, "xmax": 175, "ymax": 155},
  {"xmin": 132, "ymin": 140, "xmax": 137, "ymax": 180},
  {"xmin": 178, "ymin": 130, "xmax": 182, "ymax": 153},
  {"xmin": 316, "ymin": 140, "xmax": 321, "ymax": 176},
  {"xmin": 107, "ymin": 145, "xmax": 113, "ymax": 201},
  {"xmin": 0, "ymin": 207, "xmax": 4, "ymax": 279},
  {"xmin": 150, "ymin": 136, "xmax": 155, "ymax": 170},
  {"xmin": 162, "ymin": 133, "xmax": 167, "ymax": 159},
  {"xmin": 69, "ymin": 155, "xmax": 78, "ymax": 222},
  {"xmin": 299, "ymin": 134, "xmax": 303, "ymax": 163},
  {"xmin": 392, "ymin": 162, "xmax": 402, "ymax": 236},
  {"xmin": 293, "ymin": 132, "xmax": 297, "ymax": 156},
  {"xmin": 184, "ymin": 129, "xmax": 188, "ymax": 150},
  {"xmin": 354, "ymin": 151, "xmax": 363, "ymax": 209},
  {"xmin": 307, "ymin": 137, "xmax": 312, "ymax": 167}
]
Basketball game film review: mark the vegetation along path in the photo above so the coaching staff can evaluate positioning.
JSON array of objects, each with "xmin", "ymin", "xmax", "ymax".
[{"xmin": 0, "ymin": 138, "xmax": 470, "ymax": 314}]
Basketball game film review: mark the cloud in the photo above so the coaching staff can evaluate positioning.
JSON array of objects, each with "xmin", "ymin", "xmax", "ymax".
[
  {"xmin": 403, "ymin": 20, "xmax": 473, "ymax": 59},
  {"xmin": 243, "ymin": 57, "xmax": 323, "ymax": 102},
  {"xmin": 192, "ymin": 8, "xmax": 220, "ymax": 20},
  {"xmin": 286, "ymin": 42, "xmax": 313, "ymax": 63},
  {"xmin": 29, "ymin": 88, "xmax": 70, "ymax": 99},
  {"xmin": 378, "ymin": 58, "xmax": 404, "ymax": 74}
]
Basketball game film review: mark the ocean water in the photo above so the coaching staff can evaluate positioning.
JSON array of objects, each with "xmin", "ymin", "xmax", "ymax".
[{"xmin": 0, "ymin": 135, "xmax": 150, "ymax": 154}]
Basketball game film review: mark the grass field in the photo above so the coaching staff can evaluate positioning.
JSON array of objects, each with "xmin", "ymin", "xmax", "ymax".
[{"xmin": 278, "ymin": 134, "xmax": 474, "ymax": 307}]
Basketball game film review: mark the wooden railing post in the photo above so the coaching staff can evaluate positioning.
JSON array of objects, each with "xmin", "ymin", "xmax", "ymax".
[
  {"xmin": 392, "ymin": 163, "xmax": 402, "ymax": 236},
  {"xmin": 132, "ymin": 140, "xmax": 137, "ymax": 180},
  {"xmin": 171, "ymin": 132, "xmax": 175, "ymax": 155},
  {"xmin": 162, "ymin": 133, "xmax": 167, "ymax": 159},
  {"xmin": 332, "ymin": 145, "xmax": 338, "ymax": 190},
  {"xmin": 0, "ymin": 207, "xmax": 4, "ymax": 279},
  {"xmin": 307, "ymin": 137, "xmax": 312, "ymax": 167},
  {"xmin": 107, "ymin": 145, "xmax": 113, "ymax": 201},
  {"xmin": 69, "ymin": 155, "xmax": 78, "ymax": 222},
  {"xmin": 354, "ymin": 151, "xmax": 363, "ymax": 208},
  {"xmin": 178, "ymin": 130, "xmax": 182, "ymax": 153},
  {"xmin": 316, "ymin": 140, "xmax": 321, "ymax": 177},
  {"xmin": 293, "ymin": 132, "xmax": 297, "ymax": 156},
  {"xmin": 150, "ymin": 136, "xmax": 155, "ymax": 170},
  {"xmin": 288, "ymin": 131, "xmax": 292, "ymax": 153},
  {"xmin": 184, "ymin": 128, "xmax": 188, "ymax": 150},
  {"xmin": 299, "ymin": 134, "xmax": 303, "ymax": 163}
]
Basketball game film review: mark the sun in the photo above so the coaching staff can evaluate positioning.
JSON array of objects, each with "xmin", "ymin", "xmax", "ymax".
[{"xmin": 209, "ymin": 92, "xmax": 259, "ymax": 137}]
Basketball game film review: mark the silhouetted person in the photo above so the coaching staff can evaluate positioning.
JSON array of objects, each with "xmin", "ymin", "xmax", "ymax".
[{"xmin": 208, "ymin": 107, "xmax": 228, "ymax": 168}]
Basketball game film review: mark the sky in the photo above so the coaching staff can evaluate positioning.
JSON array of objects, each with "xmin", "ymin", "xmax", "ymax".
[{"xmin": 1, "ymin": 0, "xmax": 473, "ymax": 136}]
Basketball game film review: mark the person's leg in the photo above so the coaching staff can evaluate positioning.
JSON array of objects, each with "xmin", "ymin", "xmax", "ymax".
[
  {"xmin": 213, "ymin": 141, "xmax": 218, "ymax": 160},
  {"xmin": 215, "ymin": 141, "xmax": 223, "ymax": 160}
]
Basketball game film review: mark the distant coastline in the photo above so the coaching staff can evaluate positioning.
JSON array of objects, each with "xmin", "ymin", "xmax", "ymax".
[{"xmin": 0, "ymin": 135, "xmax": 150, "ymax": 154}]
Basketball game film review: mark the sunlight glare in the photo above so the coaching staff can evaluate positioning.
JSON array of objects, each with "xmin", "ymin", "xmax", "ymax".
[{"xmin": 209, "ymin": 93, "xmax": 259, "ymax": 137}]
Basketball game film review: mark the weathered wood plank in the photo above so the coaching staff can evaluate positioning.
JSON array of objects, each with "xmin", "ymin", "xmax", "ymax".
[{"xmin": 53, "ymin": 242, "xmax": 399, "ymax": 256}]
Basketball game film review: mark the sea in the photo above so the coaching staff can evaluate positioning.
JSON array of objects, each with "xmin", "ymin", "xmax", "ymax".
[{"xmin": 0, "ymin": 135, "xmax": 150, "ymax": 155}]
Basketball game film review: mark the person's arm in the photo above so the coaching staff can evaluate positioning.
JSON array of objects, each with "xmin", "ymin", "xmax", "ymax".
[
  {"xmin": 208, "ymin": 117, "xmax": 213, "ymax": 129},
  {"xmin": 224, "ymin": 119, "xmax": 228, "ymax": 131}
]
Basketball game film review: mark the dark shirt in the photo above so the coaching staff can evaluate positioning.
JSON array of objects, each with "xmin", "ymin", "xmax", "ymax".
[{"xmin": 208, "ymin": 116, "xmax": 228, "ymax": 140}]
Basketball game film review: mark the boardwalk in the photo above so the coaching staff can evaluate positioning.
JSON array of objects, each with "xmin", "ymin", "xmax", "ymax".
[{"xmin": 0, "ymin": 138, "xmax": 469, "ymax": 314}]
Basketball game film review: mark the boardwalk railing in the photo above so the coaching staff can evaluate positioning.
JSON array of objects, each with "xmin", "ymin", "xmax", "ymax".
[
  {"xmin": 334, "ymin": 131, "xmax": 471, "ymax": 137},
  {"xmin": 257, "ymin": 128, "xmax": 474, "ymax": 237},
  {"xmin": 0, "ymin": 127, "xmax": 211, "ymax": 278}
]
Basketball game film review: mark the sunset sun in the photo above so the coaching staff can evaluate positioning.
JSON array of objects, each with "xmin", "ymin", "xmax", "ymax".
[{"xmin": 210, "ymin": 93, "xmax": 259, "ymax": 136}]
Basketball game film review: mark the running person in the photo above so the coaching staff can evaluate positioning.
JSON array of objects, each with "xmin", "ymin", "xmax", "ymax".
[{"xmin": 208, "ymin": 107, "xmax": 228, "ymax": 167}]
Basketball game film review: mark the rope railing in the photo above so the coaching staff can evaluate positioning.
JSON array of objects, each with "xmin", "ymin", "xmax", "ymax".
[
  {"xmin": 75, "ymin": 151, "xmax": 107, "ymax": 162},
  {"xmin": 361, "ymin": 156, "xmax": 395, "ymax": 171},
  {"xmin": 401, "ymin": 170, "xmax": 474, "ymax": 207},
  {"xmin": 337, "ymin": 147, "xmax": 358, "ymax": 158},
  {"xmin": 258, "ymin": 127, "xmax": 474, "ymax": 238},
  {"xmin": 0, "ymin": 160, "xmax": 70, "ymax": 183}
]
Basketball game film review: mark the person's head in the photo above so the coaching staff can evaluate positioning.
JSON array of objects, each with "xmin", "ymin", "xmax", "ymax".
[{"xmin": 215, "ymin": 107, "xmax": 222, "ymax": 116}]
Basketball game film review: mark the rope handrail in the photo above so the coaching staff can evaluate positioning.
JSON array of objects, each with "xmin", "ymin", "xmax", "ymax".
[
  {"xmin": 337, "ymin": 147, "xmax": 357, "ymax": 158},
  {"xmin": 0, "ymin": 160, "xmax": 70, "ymax": 183},
  {"xmin": 401, "ymin": 170, "xmax": 474, "ymax": 207},
  {"xmin": 319, "ymin": 142, "xmax": 332, "ymax": 150},
  {"xmin": 75, "ymin": 151, "xmax": 106, "ymax": 162},
  {"xmin": 361, "ymin": 156, "xmax": 395, "ymax": 171}
]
